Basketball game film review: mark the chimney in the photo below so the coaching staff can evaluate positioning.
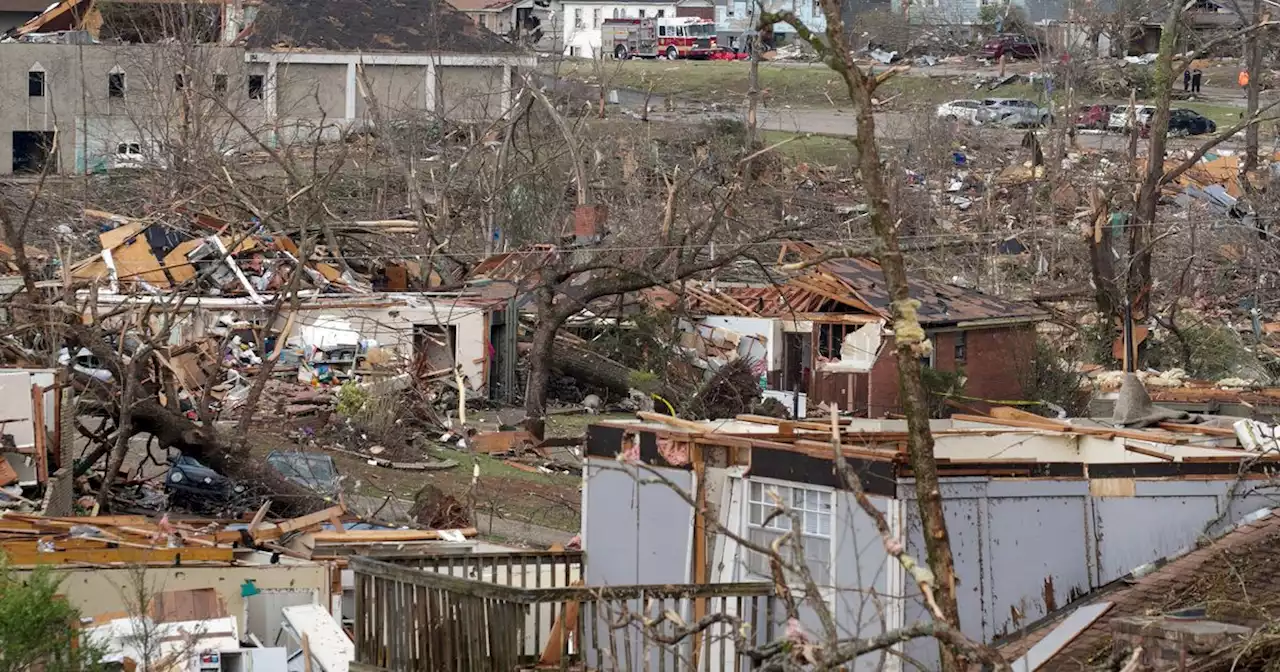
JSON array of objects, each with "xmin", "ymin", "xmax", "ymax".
[{"xmin": 1111, "ymin": 615, "xmax": 1250, "ymax": 670}]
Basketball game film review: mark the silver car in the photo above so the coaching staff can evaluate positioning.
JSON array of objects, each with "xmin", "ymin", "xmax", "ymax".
[{"xmin": 980, "ymin": 98, "xmax": 1052, "ymax": 127}]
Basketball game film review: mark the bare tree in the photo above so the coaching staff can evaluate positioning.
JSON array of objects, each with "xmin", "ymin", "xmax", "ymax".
[{"xmin": 756, "ymin": 3, "xmax": 965, "ymax": 666}]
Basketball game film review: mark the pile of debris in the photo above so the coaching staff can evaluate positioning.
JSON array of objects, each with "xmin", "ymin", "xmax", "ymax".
[{"xmin": 0, "ymin": 503, "xmax": 477, "ymax": 564}]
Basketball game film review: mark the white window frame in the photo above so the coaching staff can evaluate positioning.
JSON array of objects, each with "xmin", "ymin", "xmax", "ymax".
[
  {"xmin": 592, "ymin": 7, "xmax": 601, "ymax": 27},
  {"xmin": 574, "ymin": 7, "xmax": 583, "ymax": 28},
  {"xmin": 742, "ymin": 477, "xmax": 835, "ymax": 586}
]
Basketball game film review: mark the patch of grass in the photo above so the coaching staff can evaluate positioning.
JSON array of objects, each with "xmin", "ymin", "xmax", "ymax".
[
  {"xmin": 1177, "ymin": 102, "xmax": 1247, "ymax": 128},
  {"xmin": 761, "ymin": 130, "xmax": 857, "ymax": 165},
  {"xmin": 547, "ymin": 60, "xmax": 847, "ymax": 107},
  {"xmin": 545, "ymin": 411, "xmax": 631, "ymax": 438}
]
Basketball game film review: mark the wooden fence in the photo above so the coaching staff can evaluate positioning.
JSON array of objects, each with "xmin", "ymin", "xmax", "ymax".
[{"xmin": 350, "ymin": 555, "xmax": 779, "ymax": 672}]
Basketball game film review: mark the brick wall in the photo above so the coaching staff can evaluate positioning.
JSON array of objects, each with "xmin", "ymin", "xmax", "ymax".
[
  {"xmin": 1110, "ymin": 616, "xmax": 1250, "ymax": 670},
  {"xmin": 866, "ymin": 324, "xmax": 1037, "ymax": 417}
]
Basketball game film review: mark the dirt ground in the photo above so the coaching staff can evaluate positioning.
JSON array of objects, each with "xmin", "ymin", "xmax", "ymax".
[{"xmin": 93, "ymin": 401, "xmax": 631, "ymax": 539}]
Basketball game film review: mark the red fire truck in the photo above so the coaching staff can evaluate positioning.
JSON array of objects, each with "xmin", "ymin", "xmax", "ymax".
[{"xmin": 601, "ymin": 16, "xmax": 718, "ymax": 60}]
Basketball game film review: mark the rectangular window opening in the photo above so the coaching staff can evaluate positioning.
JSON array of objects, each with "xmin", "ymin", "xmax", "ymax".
[
  {"xmin": 28, "ymin": 71, "xmax": 45, "ymax": 97},
  {"xmin": 248, "ymin": 74, "xmax": 265, "ymax": 100},
  {"xmin": 108, "ymin": 72, "xmax": 125, "ymax": 98},
  {"xmin": 213, "ymin": 73, "xmax": 228, "ymax": 94}
]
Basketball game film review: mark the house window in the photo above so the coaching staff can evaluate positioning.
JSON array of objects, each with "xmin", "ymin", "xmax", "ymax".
[
  {"xmin": 174, "ymin": 73, "xmax": 186, "ymax": 90},
  {"xmin": 213, "ymin": 73, "xmax": 228, "ymax": 94},
  {"xmin": 746, "ymin": 480, "xmax": 832, "ymax": 584},
  {"xmin": 248, "ymin": 74, "xmax": 264, "ymax": 99},
  {"xmin": 108, "ymin": 72, "xmax": 125, "ymax": 98},
  {"xmin": 592, "ymin": 8, "xmax": 600, "ymax": 27},
  {"xmin": 613, "ymin": 7, "xmax": 621, "ymax": 16},
  {"xmin": 817, "ymin": 322, "xmax": 857, "ymax": 360},
  {"xmin": 955, "ymin": 330, "xmax": 967, "ymax": 363},
  {"xmin": 28, "ymin": 70, "xmax": 45, "ymax": 97},
  {"xmin": 811, "ymin": 0, "xmax": 819, "ymax": 13},
  {"xmin": 639, "ymin": 8, "xmax": 646, "ymax": 16},
  {"xmin": 574, "ymin": 7, "xmax": 583, "ymax": 27},
  {"xmin": 657, "ymin": 8, "xmax": 664, "ymax": 15}
]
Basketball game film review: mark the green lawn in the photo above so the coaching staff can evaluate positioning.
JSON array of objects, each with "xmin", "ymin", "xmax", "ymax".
[
  {"xmin": 761, "ymin": 130, "xmax": 857, "ymax": 164},
  {"xmin": 546, "ymin": 59, "xmax": 843, "ymax": 107},
  {"xmin": 546, "ymin": 59, "xmax": 988, "ymax": 108}
]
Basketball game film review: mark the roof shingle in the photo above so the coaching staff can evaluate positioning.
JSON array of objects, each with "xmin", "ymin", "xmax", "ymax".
[{"xmin": 245, "ymin": 0, "xmax": 521, "ymax": 53}]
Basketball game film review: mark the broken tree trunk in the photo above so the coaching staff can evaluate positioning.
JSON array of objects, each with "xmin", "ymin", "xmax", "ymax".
[{"xmin": 547, "ymin": 336, "xmax": 688, "ymax": 403}]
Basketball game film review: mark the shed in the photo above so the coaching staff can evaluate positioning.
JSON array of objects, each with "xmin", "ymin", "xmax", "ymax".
[{"xmin": 581, "ymin": 413, "xmax": 1275, "ymax": 670}]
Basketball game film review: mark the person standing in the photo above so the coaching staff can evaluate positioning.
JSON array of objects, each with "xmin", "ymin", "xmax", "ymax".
[
  {"xmin": 1184, "ymin": 68, "xmax": 1192, "ymax": 92},
  {"xmin": 1191, "ymin": 68, "xmax": 1203, "ymax": 93}
]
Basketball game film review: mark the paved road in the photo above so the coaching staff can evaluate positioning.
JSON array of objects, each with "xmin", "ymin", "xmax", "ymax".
[{"xmin": 644, "ymin": 104, "xmax": 1225, "ymax": 153}]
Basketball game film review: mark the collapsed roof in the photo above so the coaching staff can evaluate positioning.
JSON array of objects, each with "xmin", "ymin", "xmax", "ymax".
[
  {"xmin": 68, "ymin": 209, "xmax": 369, "ymax": 296},
  {"xmin": 243, "ymin": 0, "xmax": 520, "ymax": 52},
  {"xmin": 8, "ymin": 0, "xmax": 520, "ymax": 53},
  {"xmin": 649, "ymin": 242, "xmax": 1047, "ymax": 326}
]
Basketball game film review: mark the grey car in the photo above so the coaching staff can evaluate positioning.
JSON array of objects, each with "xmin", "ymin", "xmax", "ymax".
[{"xmin": 980, "ymin": 98, "xmax": 1052, "ymax": 127}]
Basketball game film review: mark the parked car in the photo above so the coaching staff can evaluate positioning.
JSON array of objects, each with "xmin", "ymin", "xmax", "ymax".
[
  {"xmin": 1073, "ymin": 104, "xmax": 1113, "ymax": 130},
  {"xmin": 266, "ymin": 451, "xmax": 342, "ymax": 496},
  {"xmin": 980, "ymin": 34, "xmax": 1040, "ymax": 60},
  {"xmin": 981, "ymin": 98, "xmax": 1051, "ymax": 127},
  {"xmin": 936, "ymin": 99, "xmax": 986, "ymax": 125},
  {"xmin": 1107, "ymin": 104, "xmax": 1156, "ymax": 132},
  {"xmin": 1166, "ymin": 108, "xmax": 1218, "ymax": 136},
  {"xmin": 165, "ymin": 455, "xmax": 247, "ymax": 510}
]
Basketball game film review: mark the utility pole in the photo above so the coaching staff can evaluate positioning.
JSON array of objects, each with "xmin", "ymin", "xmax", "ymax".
[{"xmin": 1243, "ymin": 0, "xmax": 1263, "ymax": 173}]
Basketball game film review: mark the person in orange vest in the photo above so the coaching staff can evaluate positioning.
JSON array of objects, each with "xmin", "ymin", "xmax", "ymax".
[{"xmin": 1239, "ymin": 69, "xmax": 1250, "ymax": 89}]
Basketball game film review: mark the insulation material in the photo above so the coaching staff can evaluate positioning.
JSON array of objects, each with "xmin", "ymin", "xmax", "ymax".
[{"xmin": 1235, "ymin": 419, "xmax": 1280, "ymax": 452}]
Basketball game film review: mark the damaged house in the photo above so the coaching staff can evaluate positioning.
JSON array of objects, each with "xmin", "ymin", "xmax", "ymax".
[
  {"xmin": 661, "ymin": 243, "xmax": 1047, "ymax": 416},
  {"xmin": 0, "ymin": 0, "xmax": 533, "ymax": 174},
  {"xmin": 581, "ymin": 412, "xmax": 1280, "ymax": 670},
  {"xmin": 64, "ymin": 209, "xmax": 520, "ymax": 406}
]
